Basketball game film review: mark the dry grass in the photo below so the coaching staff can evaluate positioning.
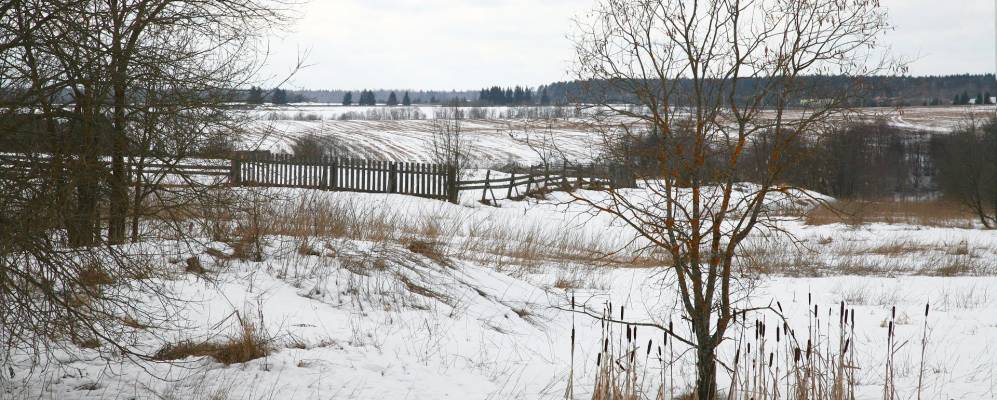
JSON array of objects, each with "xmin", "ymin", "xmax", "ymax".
[
  {"xmin": 155, "ymin": 320, "xmax": 270, "ymax": 365},
  {"xmin": 804, "ymin": 199, "xmax": 975, "ymax": 228}
]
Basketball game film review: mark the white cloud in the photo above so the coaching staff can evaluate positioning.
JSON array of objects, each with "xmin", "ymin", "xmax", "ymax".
[{"xmin": 262, "ymin": 0, "xmax": 997, "ymax": 89}]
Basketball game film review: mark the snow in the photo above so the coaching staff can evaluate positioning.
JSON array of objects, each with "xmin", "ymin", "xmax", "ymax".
[{"xmin": 5, "ymin": 185, "xmax": 997, "ymax": 399}]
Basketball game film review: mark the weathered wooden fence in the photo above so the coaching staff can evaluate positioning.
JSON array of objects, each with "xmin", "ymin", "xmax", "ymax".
[
  {"xmin": 458, "ymin": 162, "xmax": 636, "ymax": 203},
  {"xmin": 232, "ymin": 153, "xmax": 458, "ymax": 202},
  {"xmin": 3, "ymin": 153, "xmax": 633, "ymax": 204}
]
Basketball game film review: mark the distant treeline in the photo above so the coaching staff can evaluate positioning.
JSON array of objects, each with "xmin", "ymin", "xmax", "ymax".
[
  {"xmin": 261, "ymin": 74, "xmax": 997, "ymax": 107},
  {"xmin": 541, "ymin": 74, "xmax": 997, "ymax": 107}
]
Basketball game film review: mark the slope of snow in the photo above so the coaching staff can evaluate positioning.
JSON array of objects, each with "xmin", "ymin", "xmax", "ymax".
[{"xmin": 4, "ymin": 188, "xmax": 997, "ymax": 399}]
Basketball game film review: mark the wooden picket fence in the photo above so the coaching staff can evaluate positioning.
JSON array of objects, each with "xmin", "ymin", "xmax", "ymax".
[
  {"xmin": 232, "ymin": 153, "xmax": 458, "ymax": 202},
  {"xmin": 3, "ymin": 153, "xmax": 632, "ymax": 204}
]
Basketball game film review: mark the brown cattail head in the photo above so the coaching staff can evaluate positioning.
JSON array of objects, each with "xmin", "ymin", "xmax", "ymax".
[
  {"xmin": 806, "ymin": 340, "xmax": 812, "ymax": 359},
  {"xmin": 734, "ymin": 347, "xmax": 741, "ymax": 363},
  {"xmin": 843, "ymin": 339, "xmax": 850, "ymax": 353},
  {"xmin": 776, "ymin": 326, "xmax": 781, "ymax": 342},
  {"xmin": 646, "ymin": 339, "xmax": 652, "ymax": 356},
  {"xmin": 597, "ymin": 352, "xmax": 602, "ymax": 366},
  {"xmin": 839, "ymin": 302, "xmax": 845, "ymax": 325},
  {"xmin": 620, "ymin": 305, "xmax": 625, "ymax": 320},
  {"xmin": 891, "ymin": 306, "xmax": 896, "ymax": 320},
  {"xmin": 777, "ymin": 301, "xmax": 783, "ymax": 312},
  {"xmin": 888, "ymin": 321, "xmax": 894, "ymax": 337},
  {"xmin": 925, "ymin": 303, "xmax": 930, "ymax": 317},
  {"xmin": 768, "ymin": 352, "xmax": 774, "ymax": 366},
  {"xmin": 794, "ymin": 348, "xmax": 801, "ymax": 362}
]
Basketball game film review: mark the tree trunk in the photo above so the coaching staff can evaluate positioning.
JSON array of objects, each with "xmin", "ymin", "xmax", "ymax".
[
  {"xmin": 108, "ymin": 76, "xmax": 128, "ymax": 244},
  {"xmin": 695, "ymin": 335, "xmax": 718, "ymax": 400}
]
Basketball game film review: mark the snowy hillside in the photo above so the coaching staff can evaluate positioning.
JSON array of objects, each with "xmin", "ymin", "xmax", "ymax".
[{"xmin": 5, "ymin": 188, "xmax": 997, "ymax": 399}]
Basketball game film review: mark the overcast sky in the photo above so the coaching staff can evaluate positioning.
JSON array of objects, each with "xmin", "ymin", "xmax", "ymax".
[{"xmin": 263, "ymin": 0, "xmax": 997, "ymax": 90}]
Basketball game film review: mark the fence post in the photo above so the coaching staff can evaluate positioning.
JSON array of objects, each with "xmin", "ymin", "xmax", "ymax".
[
  {"xmin": 481, "ymin": 170, "xmax": 490, "ymax": 203},
  {"xmin": 507, "ymin": 170, "xmax": 516, "ymax": 199},
  {"xmin": 388, "ymin": 162, "xmax": 398, "ymax": 193},
  {"xmin": 230, "ymin": 156, "xmax": 241, "ymax": 186},
  {"xmin": 447, "ymin": 165, "xmax": 458, "ymax": 204}
]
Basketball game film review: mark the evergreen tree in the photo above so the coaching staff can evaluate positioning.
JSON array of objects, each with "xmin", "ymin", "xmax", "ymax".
[
  {"xmin": 272, "ymin": 88, "xmax": 288, "ymax": 105},
  {"xmin": 953, "ymin": 94, "xmax": 961, "ymax": 105},
  {"xmin": 342, "ymin": 91, "xmax": 353, "ymax": 106},
  {"xmin": 402, "ymin": 92, "xmax": 411, "ymax": 106},
  {"xmin": 540, "ymin": 88, "xmax": 551, "ymax": 106},
  {"xmin": 976, "ymin": 92, "xmax": 984, "ymax": 106},
  {"xmin": 386, "ymin": 91, "xmax": 398, "ymax": 106},
  {"xmin": 986, "ymin": 92, "xmax": 993, "ymax": 104},
  {"xmin": 247, "ymin": 86, "xmax": 264, "ymax": 104}
]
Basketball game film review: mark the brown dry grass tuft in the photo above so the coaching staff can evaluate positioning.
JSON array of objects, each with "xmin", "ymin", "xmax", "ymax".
[
  {"xmin": 804, "ymin": 199, "xmax": 975, "ymax": 228},
  {"xmin": 155, "ymin": 321, "xmax": 270, "ymax": 365}
]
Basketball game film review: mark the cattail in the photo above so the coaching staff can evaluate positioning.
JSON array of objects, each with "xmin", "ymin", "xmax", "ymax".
[
  {"xmin": 647, "ymin": 339, "xmax": 652, "ymax": 356},
  {"xmin": 657, "ymin": 346, "xmax": 662, "ymax": 357},
  {"xmin": 761, "ymin": 321, "xmax": 766, "ymax": 337},
  {"xmin": 888, "ymin": 321, "xmax": 894, "ymax": 337},
  {"xmin": 806, "ymin": 340, "xmax": 812, "ymax": 359},
  {"xmin": 604, "ymin": 338, "xmax": 609, "ymax": 352},
  {"xmin": 732, "ymin": 309, "xmax": 737, "ymax": 323},
  {"xmin": 748, "ymin": 343, "xmax": 751, "ymax": 354},
  {"xmin": 814, "ymin": 304, "xmax": 818, "ymax": 318},
  {"xmin": 620, "ymin": 305, "xmax": 625, "ymax": 320},
  {"xmin": 851, "ymin": 309, "xmax": 855, "ymax": 328},
  {"xmin": 597, "ymin": 352, "xmax": 602, "ymax": 366},
  {"xmin": 891, "ymin": 305, "xmax": 896, "ymax": 320},
  {"xmin": 734, "ymin": 347, "xmax": 741, "ymax": 363},
  {"xmin": 777, "ymin": 301, "xmax": 783, "ymax": 312},
  {"xmin": 843, "ymin": 339, "xmax": 850, "ymax": 353},
  {"xmin": 808, "ymin": 292, "xmax": 812, "ymax": 305},
  {"xmin": 769, "ymin": 352, "xmax": 774, "ymax": 366},
  {"xmin": 839, "ymin": 301, "xmax": 845, "ymax": 325},
  {"xmin": 776, "ymin": 326, "xmax": 781, "ymax": 342},
  {"xmin": 571, "ymin": 295, "xmax": 575, "ymax": 309},
  {"xmin": 794, "ymin": 348, "xmax": 801, "ymax": 362},
  {"xmin": 633, "ymin": 326, "xmax": 637, "ymax": 340},
  {"xmin": 925, "ymin": 302, "xmax": 930, "ymax": 317}
]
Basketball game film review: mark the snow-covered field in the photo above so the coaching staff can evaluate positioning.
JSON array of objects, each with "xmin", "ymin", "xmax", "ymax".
[
  {"xmin": 239, "ymin": 105, "xmax": 997, "ymax": 168},
  {"xmin": 6, "ymin": 105, "xmax": 997, "ymax": 399},
  {"xmin": 5, "ymin": 186, "xmax": 997, "ymax": 400}
]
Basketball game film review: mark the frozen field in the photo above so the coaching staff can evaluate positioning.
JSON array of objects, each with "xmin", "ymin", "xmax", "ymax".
[
  {"xmin": 5, "ymin": 187, "xmax": 997, "ymax": 399},
  {"xmin": 240, "ymin": 105, "xmax": 997, "ymax": 168}
]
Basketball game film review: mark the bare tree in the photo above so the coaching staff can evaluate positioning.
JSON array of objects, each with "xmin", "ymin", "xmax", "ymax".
[
  {"xmin": 932, "ymin": 117, "xmax": 997, "ymax": 228},
  {"xmin": 0, "ymin": 0, "xmax": 294, "ymax": 370},
  {"xmin": 431, "ymin": 101, "xmax": 471, "ymax": 173},
  {"xmin": 570, "ymin": 0, "xmax": 892, "ymax": 397}
]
